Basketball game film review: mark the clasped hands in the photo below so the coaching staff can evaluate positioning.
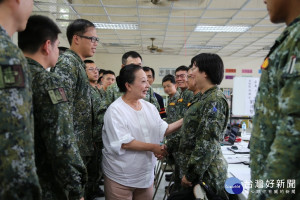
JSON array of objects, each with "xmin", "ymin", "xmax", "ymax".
[{"xmin": 153, "ymin": 144, "xmax": 168, "ymax": 160}]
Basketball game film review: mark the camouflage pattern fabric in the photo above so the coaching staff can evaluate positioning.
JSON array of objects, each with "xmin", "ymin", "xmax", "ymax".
[
  {"xmin": 178, "ymin": 87, "xmax": 229, "ymax": 199},
  {"xmin": 51, "ymin": 49, "xmax": 93, "ymax": 157},
  {"xmin": 165, "ymin": 91, "xmax": 180, "ymax": 153},
  {"xmin": 27, "ymin": 58, "xmax": 87, "ymax": 200},
  {"xmin": 105, "ymin": 81, "xmax": 160, "ymax": 111},
  {"xmin": 167, "ymin": 88, "xmax": 194, "ymax": 154},
  {"xmin": 249, "ymin": 16, "xmax": 300, "ymax": 200},
  {"xmin": 0, "ymin": 25, "xmax": 42, "ymax": 200}
]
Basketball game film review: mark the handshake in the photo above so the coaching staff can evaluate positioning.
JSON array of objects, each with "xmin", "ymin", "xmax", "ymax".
[{"xmin": 152, "ymin": 144, "xmax": 168, "ymax": 160}]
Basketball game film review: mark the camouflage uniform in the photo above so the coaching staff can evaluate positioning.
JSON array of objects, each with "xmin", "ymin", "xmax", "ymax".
[
  {"xmin": 167, "ymin": 89, "xmax": 193, "ymax": 190},
  {"xmin": 178, "ymin": 87, "xmax": 229, "ymax": 199},
  {"xmin": 105, "ymin": 82, "xmax": 160, "ymax": 111},
  {"xmin": 0, "ymin": 25, "xmax": 41, "ymax": 200},
  {"xmin": 27, "ymin": 58, "xmax": 87, "ymax": 200},
  {"xmin": 249, "ymin": 16, "xmax": 300, "ymax": 200},
  {"xmin": 165, "ymin": 91, "xmax": 180, "ymax": 153},
  {"xmin": 51, "ymin": 49, "xmax": 93, "ymax": 199},
  {"xmin": 88, "ymin": 85, "xmax": 108, "ymax": 197}
]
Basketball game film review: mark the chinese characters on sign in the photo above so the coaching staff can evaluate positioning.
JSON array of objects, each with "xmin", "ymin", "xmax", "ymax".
[
  {"xmin": 245, "ymin": 78, "xmax": 259, "ymax": 115},
  {"xmin": 243, "ymin": 179, "xmax": 296, "ymax": 195}
]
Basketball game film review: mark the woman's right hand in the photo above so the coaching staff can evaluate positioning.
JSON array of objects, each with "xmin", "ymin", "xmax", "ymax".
[{"xmin": 151, "ymin": 144, "xmax": 168, "ymax": 157}]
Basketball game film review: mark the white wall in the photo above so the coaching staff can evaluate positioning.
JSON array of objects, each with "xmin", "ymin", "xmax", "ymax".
[{"xmin": 91, "ymin": 52, "xmax": 263, "ymax": 88}]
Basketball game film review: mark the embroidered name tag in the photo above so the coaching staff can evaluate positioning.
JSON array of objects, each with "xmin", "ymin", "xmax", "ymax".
[
  {"xmin": 48, "ymin": 88, "xmax": 68, "ymax": 104},
  {"xmin": 0, "ymin": 64, "xmax": 25, "ymax": 89}
]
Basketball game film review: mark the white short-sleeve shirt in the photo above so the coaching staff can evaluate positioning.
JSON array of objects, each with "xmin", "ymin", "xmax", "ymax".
[{"xmin": 102, "ymin": 97, "xmax": 168, "ymax": 188}]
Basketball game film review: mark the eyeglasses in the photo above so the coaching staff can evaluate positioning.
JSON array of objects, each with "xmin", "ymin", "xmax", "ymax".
[
  {"xmin": 175, "ymin": 74, "xmax": 187, "ymax": 79},
  {"xmin": 77, "ymin": 35, "xmax": 99, "ymax": 43},
  {"xmin": 87, "ymin": 68, "xmax": 99, "ymax": 72}
]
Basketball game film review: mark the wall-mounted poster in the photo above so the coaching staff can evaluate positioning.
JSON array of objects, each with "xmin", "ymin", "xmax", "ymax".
[{"xmin": 232, "ymin": 77, "xmax": 260, "ymax": 116}]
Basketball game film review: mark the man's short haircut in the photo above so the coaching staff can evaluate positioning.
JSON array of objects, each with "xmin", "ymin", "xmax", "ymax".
[
  {"xmin": 142, "ymin": 66, "xmax": 155, "ymax": 79},
  {"xmin": 175, "ymin": 65, "xmax": 189, "ymax": 73},
  {"xmin": 162, "ymin": 74, "xmax": 176, "ymax": 84},
  {"xmin": 84, "ymin": 59, "xmax": 95, "ymax": 64},
  {"xmin": 18, "ymin": 15, "xmax": 61, "ymax": 54},
  {"xmin": 121, "ymin": 51, "xmax": 142, "ymax": 65},
  {"xmin": 58, "ymin": 46, "xmax": 68, "ymax": 55},
  {"xmin": 66, "ymin": 19, "xmax": 95, "ymax": 45},
  {"xmin": 102, "ymin": 70, "xmax": 115, "ymax": 77},
  {"xmin": 192, "ymin": 53, "xmax": 224, "ymax": 85},
  {"xmin": 117, "ymin": 64, "xmax": 142, "ymax": 93}
]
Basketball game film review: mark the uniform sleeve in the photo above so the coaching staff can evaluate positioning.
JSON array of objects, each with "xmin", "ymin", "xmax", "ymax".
[
  {"xmin": 260, "ymin": 54, "xmax": 300, "ymax": 199},
  {"xmin": 53, "ymin": 56, "xmax": 78, "ymax": 104},
  {"xmin": 103, "ymin": 106, "xmax": 135, "ymax": 155},
  {"xmin": 185, "ymin": 100, "xmax": 228, "ymax": 182},
  {"xmin": 38, "ymin": 95, "xmax": 87, "ymax": 199},
  {"xmin": 148, "ymin": 87, "xmax": 161, "ymax": 111}
]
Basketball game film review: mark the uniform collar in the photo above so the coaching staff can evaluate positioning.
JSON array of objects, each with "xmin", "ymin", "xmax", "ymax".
[
  {"xmin": 26, "ymin": 57, "xmax": 46, "ymax": 76},
  {"xmin": 201, "ymin": 86, "xmax": 218, "ymax": 101},
  {"xmin": 0, "ymin": 25, "xmax": 10, "ymax": 40},
  {"xmin": 65, "ymin": 49, "xmax": 84, "ymax": 62}
]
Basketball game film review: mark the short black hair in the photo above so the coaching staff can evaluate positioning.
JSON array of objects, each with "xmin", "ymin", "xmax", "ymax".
[
  {"xmin": 121, "ymin": 51, "xmax": 142, "ymax": 65},
  {"xmin": 162, "ymin": 74, "xmax": 176, "ymax": 84},
  {"xmin": 18, "ymin": 15, "xmax": 61, "ymax": 54},
  {"xmin": 192, "ymin": 53, "xmax": 224, "ymax": 85},
  {"xmin": 175, "ymin": 65, "xmax": 189, "ymax": 73},
  {"xmin": 58, "ymin": 46, "xmax": 68, "ymax": 55},
  {"xmin": 117, "ymin": 64, "xmax": 142, "ymax": 93},
  {"xmin": 66, "ymin": 19, "xmax": 95, "ymax": 45},
  {"xmin": 99, "ymin": 69, "xmax": 106, "ymax": 74},
  {"xmin": 84, "ymin": 59, "xmax": 95, "ymax": 64},
  {"xmin": 103, "ymin": 70, "xmax": 115, "ymax": 76},
  {"xmin": 142, "ymin": 66, "xmax": 155, "ymax": 79}
]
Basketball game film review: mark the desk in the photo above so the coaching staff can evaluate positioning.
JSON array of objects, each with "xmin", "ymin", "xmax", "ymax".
[{"xmin": 222, "ymin": 140, "xmax": 251, "ymax": 200}]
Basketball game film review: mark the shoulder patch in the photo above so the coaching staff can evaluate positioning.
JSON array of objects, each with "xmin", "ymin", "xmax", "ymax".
[
  {"xmin": 261, "ymin": 57, "xmax": 269, "ymax": 70},
  {"xmin": 187, "ymin": 103, "xmax": 191, "ymax": 107},
  {"xmin": 177, "ymin": 98, "xmax": 183, "ymax": 102},
  {"xmin": 48, "ymin": 87, "xmax": 68, "ymax": 104},
  {"xmin": 0, "ymin": 64, "xmax": 25, "ymax": 89}
]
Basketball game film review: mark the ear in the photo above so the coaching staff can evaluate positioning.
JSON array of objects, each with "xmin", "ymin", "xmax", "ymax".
[
  {"xmin": 125, "ymin": 82, "xmax": 131, "ymax": 92},
  {"xmin": 41, "ymin": 40, "xmax": 51, "ymax": 56},
  {"xmin": 73, "ymin": 35, "xmax": 80, "ymax": 45}
]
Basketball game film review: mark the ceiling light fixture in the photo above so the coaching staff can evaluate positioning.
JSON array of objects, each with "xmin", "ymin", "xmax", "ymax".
[
  {"xmin": 93, "ymin": 23, "xmax": 138, "ymax": 30},
  {"xmin": 194, "ymin": 25, "xmax": 250, "ymax": 33}
]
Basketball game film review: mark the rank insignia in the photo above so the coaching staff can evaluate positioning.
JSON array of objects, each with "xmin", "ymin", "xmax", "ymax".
[
  {"xmin": 261, "ymin": 57, "xmax": 269, "ymax": 69},
  {"xmin": 48, "ymin": 88, "xmax": 68, "ymax": 104},
  {"xmin": 169, "ymin": 102, "xmax": 175, "ymax": 106},
  {"xmin": 187, "ymin": 103, "xmax": 191, "ymax": 107},
  {"xmin": 177, "ymin": 98, "xmax": 183, "ymax": 102}
]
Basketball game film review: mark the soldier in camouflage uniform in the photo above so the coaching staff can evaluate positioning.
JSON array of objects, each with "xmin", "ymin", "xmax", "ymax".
[
  {"xmin": 178, "ymin": 53, "xmax": 229, "ymax": 199},
  {"xmin": 167, "ymin": 66, "xmax": 194, "ymax": 189},
  {"xmin": 84, "ymin": 60, "xmax": 107, "ymax": 198},
  {"xmin": 51, "ymin": 19, "xmax": 98, "ymax": 200},
  {"xmin": 18, "ymin": 15, "xmax": 86, "ymax": 200},
  {"xmin": 105, "ymin": 51, "xmax": 160, "ymax": 110},
  {"xmin": 162, "ymin": 75, "xmax": 180, "ymax": 153},
  {"xmin": 249, "ymin": 1, "xmax": 300, "ymax": 199},
  {"xmin": 0, "ymin": 0, "xmax": 42, "ymax": 199}
]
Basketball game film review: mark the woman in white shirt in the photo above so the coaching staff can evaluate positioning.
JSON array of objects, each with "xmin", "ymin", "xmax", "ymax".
[{"xmin": 102, "ymin": 64, "xmax": 183, "ymax": 200}]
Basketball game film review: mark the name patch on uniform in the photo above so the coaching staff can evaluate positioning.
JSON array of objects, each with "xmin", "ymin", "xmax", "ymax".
[
  {"xmin": 48, "ymin": 88, "xmax": 68, "ymax": 104},
  {"xmin": 0, "ymin": 64, "xmax": 25, "ymax": 89},
  {"xmin": 261, "ymin": 57, "xmax": 269, "ymax": 70},
  {"xmin": 177, "ymin": 98, "xmax": 183, "ymax": 102},
  {"xmin": 169, "ymin": 102, "xmax": 175, "ymax": 106}
]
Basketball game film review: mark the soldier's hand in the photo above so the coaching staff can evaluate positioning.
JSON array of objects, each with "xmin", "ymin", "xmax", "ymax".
[{"xmin": 181, "ymin": 175, "xmax": 193, "ymax": 187}]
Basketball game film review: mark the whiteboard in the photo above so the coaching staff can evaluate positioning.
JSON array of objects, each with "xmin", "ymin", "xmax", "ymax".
[{"xmin": 232, "ymin": 77, "xmax": 260, "ymax": 116}]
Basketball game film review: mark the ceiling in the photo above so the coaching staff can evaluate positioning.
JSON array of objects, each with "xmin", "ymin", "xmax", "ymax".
[{"xmin": 33, "ymin": 0, "xmax": 286, "ymax": 57}]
